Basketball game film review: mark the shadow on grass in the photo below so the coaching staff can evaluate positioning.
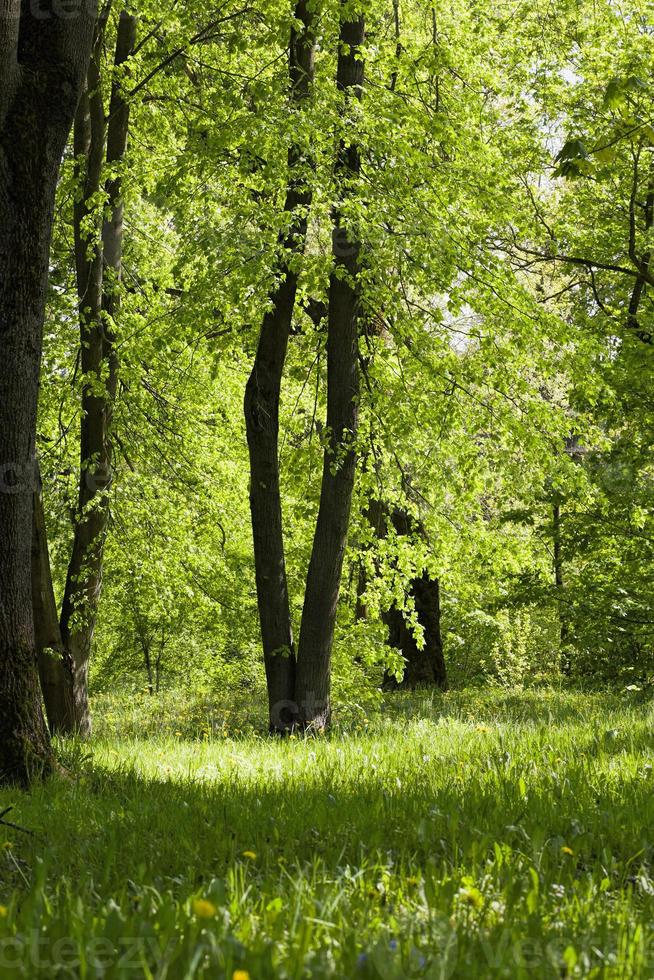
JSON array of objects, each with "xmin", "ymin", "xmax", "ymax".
[{"xmin": 1, "ymin": 713, "xmax": 654, "ymax": 977}]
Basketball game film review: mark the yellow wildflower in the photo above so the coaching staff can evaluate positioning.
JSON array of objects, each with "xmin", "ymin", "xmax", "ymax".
[
  {"xmin": 232, "ymin": 971, "xmax": 250, "ymax": 980},
  {"xmin": 0, "ymin": 906, "xmax": 7, "ymax": 918},
  {"xmin": 242, "ymin": 850, "xmax": 257, "ymax": 860},
  {"xmin": 460, "ymin": 886, "xmax": 484, "ymax": 909},
  {"xmin": 192, "ymin": 898, "xmax": 217, "ymax": 919},
  {"xmin": 561, "ymin": 846, "xmax": 574, "ymax": 856}
]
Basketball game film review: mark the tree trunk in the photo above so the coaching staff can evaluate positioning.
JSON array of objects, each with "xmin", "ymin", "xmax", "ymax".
[
  {"xmin": 294, "ymin": 9, "xmax": 365, "ymax": 729},
  {"xmin": 57, "ymin": 12, "xmax": 137, "ymax": 735},
  {"xmin": 366, "ymin": 500, "xmax": 448, "ymax": 691},
  {"xmin": 244, "ymin": 0, "xmax": 316, "ymax": 731},
  {"xmin": 0, "ymin": 1, "xmax": 97, "ymax": 784},
  {"xmin": 383, "ymin": 573, "xmax": 448, "ymax": 690},
  {"xmin": 552, "ymin": 499, "xmax": 571, "ymax": 674},
  {"xmin": 32, "ymin": 466, "xmax": 75, "ymax": 732}
]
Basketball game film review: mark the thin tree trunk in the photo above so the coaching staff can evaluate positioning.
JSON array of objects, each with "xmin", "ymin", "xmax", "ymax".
[
  {"xmin": 244, "ymin": 0, "xmax": 316, "ymax": 731},
  {"xmin": 32, "ymin": 465, "xmax": 75, "ymax": 732},
  {"xmin": 552, "ymin": 499, "xmax": 571, "ymax": 674},
  {"xmin": 155, "ymin": 629, "xmax": 163, "ymax": 693},
  {"xmin": 143, "ymin": 642, "xmax": 154, "ymax": 695},
  {"xmin": 294, "ymin": 9, "xmax": 366, "ymax": 729},
  {"xmin": 0, "ymin": 1, "xmax": 97, "ymax": 784},
  {"xmin": 57, "ymin": 12, "xmax": 137, "ymax": 735}
]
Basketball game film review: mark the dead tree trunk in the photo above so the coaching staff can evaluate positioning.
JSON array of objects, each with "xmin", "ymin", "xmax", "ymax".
[
  {"xmin": 0, "ymin": 0, "xmax": 97, "ymax": 784},
  {"xmin": 244, "ymin": 0, "xmax": 316, "ymax": 731},
  {"xmin": 294, "ymin": 8, "xmax": 366, "ymax": 729}
]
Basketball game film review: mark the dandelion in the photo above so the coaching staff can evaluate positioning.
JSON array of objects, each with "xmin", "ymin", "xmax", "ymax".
[
  {"xmin": 0, "ymin": 906, "xmax": 7, "ymax": 918},
  {"xmin": 232, "ymin": 971, "xmax": 250, "ymax": 980},
  {"xmin": 459, "ymin": 884, "xmax": 484, "ymax": 909},
  {"xmin": 561, "ymin": 846, "xmax": 574, "ymax": 856},
  {"xmin": 242, "ymin": 850, "xmax": 257, "ymax": 860},
  {"xmin": 192, "ymin": 898, "xmax": 217, "ymax": 919}
]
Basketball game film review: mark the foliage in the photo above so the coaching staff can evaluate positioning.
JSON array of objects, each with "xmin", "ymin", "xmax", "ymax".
[{"xmin": 31, "ymin": 0, "xmax": 654, "ymax": 699}]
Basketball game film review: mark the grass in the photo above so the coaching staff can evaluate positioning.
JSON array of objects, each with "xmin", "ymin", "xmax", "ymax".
[{"xmin": 1, "ymin": 687, "xmax": 654, "ymax": 977}]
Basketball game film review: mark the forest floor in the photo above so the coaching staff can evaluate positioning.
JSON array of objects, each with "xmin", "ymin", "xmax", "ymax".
[{"xmin": 0, "ymin": 688, "xmax": 653, "ymax": 978}]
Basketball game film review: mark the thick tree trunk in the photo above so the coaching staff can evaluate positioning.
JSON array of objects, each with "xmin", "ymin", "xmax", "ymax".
[
  {"xmin": 383, "ymin": 573, "xmax": 447, "ymax": 690},
  {"xmin": 294, "ymin": 10, "xmax": 365, "ymax": 729},
  {"xmin": 366, "ymin": 501, "xmax": 448, "ymax": 690},
  {"xmin": 0, "ymin": 1, "xmax": 97, "ymax": 784},
  {"xmin": 244, "ymin": 0, "xmax": 316, "ymax": 731},
  {"xmin": 57, "ymin": 12, "xmax": 136, "ymax": 735}
]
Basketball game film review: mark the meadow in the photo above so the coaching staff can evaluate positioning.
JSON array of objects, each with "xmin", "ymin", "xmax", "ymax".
[{"xmin": 1, "ymin": 688, "xmax": 653, "ymax": 978}]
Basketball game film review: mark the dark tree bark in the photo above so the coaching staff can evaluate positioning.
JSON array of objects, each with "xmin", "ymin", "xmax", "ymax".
[
  {"xmin": 552, "ymin": 498, "xmax": 572, "ymax": 675},
  {"xmin": 294, "ymin": 9, "xmax": 366, "ymax": 729},
  {"xmin": 32, "ymin": 465, "xmax": 75, "ymax": 732},
  {"xmin": 244, "ymin": 0, "xmax": 316, "ymax": 731},
  {"xmin": 552, "ymin": 502, "xmax": 565, "ymax": 623},
  {"xmin": 626, "ymin": 153, "xmax": 653, "ymax": 343},
  {"xmin": 0, "ymin": 0, "xmax": 97, "ymax": 784},
  {"xmin": 57, "ymin": 11, "xmax": 137, "ymax": 735},
  {"xmin": 548, "ymin": 433, "xmax": 581, "ymax": 676},
  {"xmin": 383, "ymin": 573, "xmax": 447, "ymax": 690},
  {"xmin": 385, "ymin": 508, "xmax": 447, "ymax": 689},
  {"xmin": 366, "ymin": 501, "xmax": 448, "ymax": 691}
]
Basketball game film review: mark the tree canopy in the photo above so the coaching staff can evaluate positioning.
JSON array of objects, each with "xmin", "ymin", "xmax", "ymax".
[{"xmin": 1, "ymin": 0, "xmax": 654, "ymax": 775}]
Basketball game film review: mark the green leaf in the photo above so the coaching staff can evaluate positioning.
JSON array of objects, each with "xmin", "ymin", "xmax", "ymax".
[{"xmin": 603, "ymin": 79, "xmax": 624, "ymax": 110}]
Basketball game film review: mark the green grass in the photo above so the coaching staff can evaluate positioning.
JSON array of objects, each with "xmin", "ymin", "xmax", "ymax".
[{"xmin": 1, "ymin": 688, "xmax": 654, "ymax": 977}]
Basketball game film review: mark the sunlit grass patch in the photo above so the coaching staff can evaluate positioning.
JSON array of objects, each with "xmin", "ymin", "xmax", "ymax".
[{"xmin": 0, "ymin": 688, "xmax": 653, "ymax": 977}]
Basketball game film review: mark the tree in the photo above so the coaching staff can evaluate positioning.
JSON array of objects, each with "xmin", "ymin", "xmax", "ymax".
[
  {"xmin": 32, "ymin": 464, "xmax": 72, "ymax": 731},
  {"xmin": 0, "ymin": 0, "xmax": 97, "ymax": 784},
  {"xmin": 294, "ymin": 5, "xmax": 366, "ymax": 728},
  {"xmin": 29, "ymin": 10, "xmax": 137, "ymax": 736},
  {"xmin": 56, "ymin": 9, "xmax": 137, "ymax": 735},
  {"xmin": 244, "ymin": 0, "xmax": 317, "ymax": 730},
  {"xmin": 369, "ymin": 503, "xmax": 448, "ymax": 691},
  {"xmin": 244, "ymin": 0, "xmax": 366, "ymax": 731}
]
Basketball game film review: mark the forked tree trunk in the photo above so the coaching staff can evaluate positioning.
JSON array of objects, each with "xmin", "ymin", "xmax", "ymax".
[
  {"xmin": 294, "ymin": 9, "xmax": 366, "ymax": 729},
  {"xmin": 0, "ymin": 1, "xmax": 97, "ymax": 784},
  {"xmin": 244, "ymin": 0, "xmax": 316, "ymax": 731},
  {"xmin": 56, "ymin": 11, "xmax": 137, "ymax": 735}
]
